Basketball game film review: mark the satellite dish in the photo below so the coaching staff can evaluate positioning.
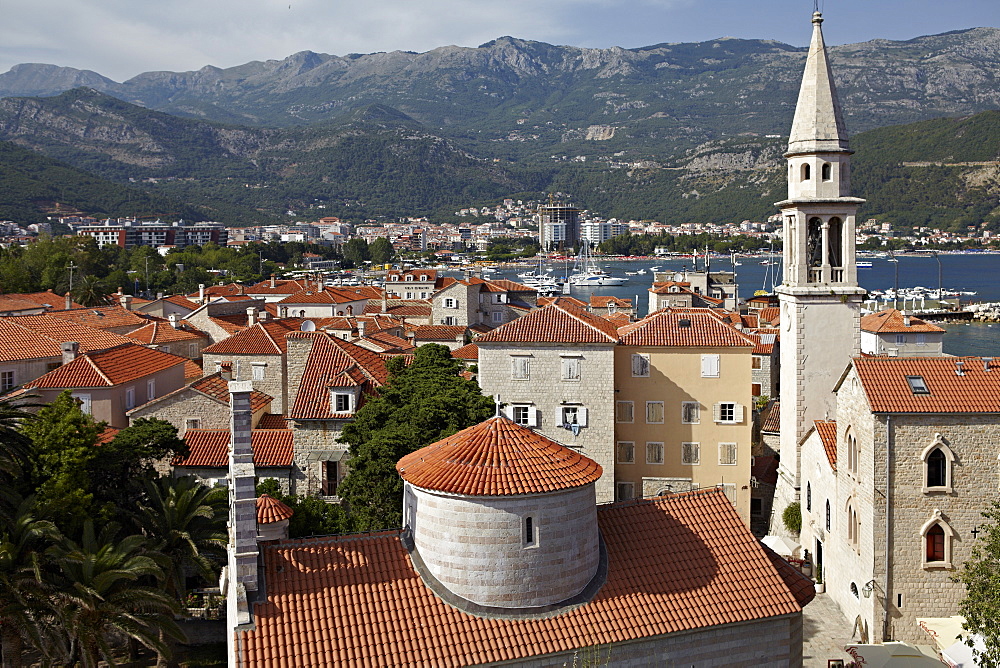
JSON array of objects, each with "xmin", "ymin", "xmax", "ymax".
[
  {"xmin": 300, "ymin": 320, "xmax": 316, "ymax": 332},
  {"xmin": 673, "ymin": 272, "xmax": 684, "ymax": 282}
]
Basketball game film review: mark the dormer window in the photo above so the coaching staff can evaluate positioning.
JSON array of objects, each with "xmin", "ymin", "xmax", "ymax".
[
  {"xmin": 331, "ymin": 390, "xmax": 356, "ymax": 414},
  {"xmin": 390, "ymin": 275, "xmax": 400, "ymax": 281},
  {"xmin": 405, "ymin": 275, "xmax": 414, "ymax": 281},
  {"xmin": 419, "ymin": 275, "xmax": 428, "ymax": 281},
  {"xmin": 906, "ymin": 375, "xmax": 930, "ymax": 395}
]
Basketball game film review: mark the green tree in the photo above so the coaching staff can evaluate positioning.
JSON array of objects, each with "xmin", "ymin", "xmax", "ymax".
[
  {"xmin": 49, "ymin": 522, "xmax": 183, "ymax": 667},
  {"xmin": 71, "ymin": 275, "xmax": 109, "ymax": 307},
  {"xmin": 337, "ymin": 344, "xmax": 493, "ymax": 530},
  {"xmin": 369, "ymin": 237, "xmax": 394, "ymax": 265},
  {"xmin": 955, "ymin": 501, "xmax": 1000, "ymax": 667},
  {"xmin": 255, "ymin": 479, "xmax": 349, "ymax": 538},
  {"xmin": 22, "ymin": 392, "xmax": 102, "ymax": 534},
  {"xmin": 89, "ymin": 418, "xmax": 188, "ymax": 509},
  {"xmin": 782, "ymin": 502, "xmax": 802, "ymax": 535},
  {"xmin": 341, "ymin": 238, "xmax": 370, "ymax": 268},
  {"xmin": 0, "ymin": 499, "xmax": 60, "ymax": 668}
]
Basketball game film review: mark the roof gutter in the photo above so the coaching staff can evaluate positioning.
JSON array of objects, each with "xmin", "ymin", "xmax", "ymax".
[{"xmin": 883, "ymin": 413, "xmax": 893, "ymax": 641}]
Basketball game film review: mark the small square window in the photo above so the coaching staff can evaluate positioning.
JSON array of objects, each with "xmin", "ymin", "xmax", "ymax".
[
  {"xmin": 252, "ymin": 365, "xmax": 266, "ymax": 381},
  {"xmin": 512, "ymin": 405, "xmax": 535, "ymax": 426},
  {"xmin": 491, "ymin": 311, "xmax": 504, "ymax": 323},
  {"xmin": 646, "ymin": 401, "xmax": 664, "ymax": 424},
  {"xmin": 511, "ymin": 356, "xmax": 530, "ymax": 380},
  {"xmin": 615, "ymin": 401, "xmax": 634, "ymax": 423},
  {"xmin": 701, "ymin": 354, "xmax": 720, "ymax": 378},
  {"xmin": 681, "ymin": 401, "xmax": 700, "ymax": 424},
  {"xmin": 714, "ymin": 402, "xmax": 743, "ymax": 424},
  {"xmin": 334, "ymin": 393, "xmax": 351, "ymax": 412},
  {"xmin": 682, "ymin": 442, "xmax": 700, "ymax": 465},
  {"xmin": 617, "ymin": 441, "xmax": 635, "ymax": 464},
  {"xmin": 646, "ymin": 442, "xmax": 664, "ymax": 464},
  {"xmin": 719, "ymin": 442, "xmax": 737, "ymax": 466},
  {"xmin": 185, "ymin": 418, "xmax": 202, "ymax": 431},
  {"xmin": 616, "ymin": 482, "xmax": 635, "ymax": 502},
  {"xmin": 631, "ymin": 353, "xmax": 650, "ymax": 378},
  {"xmin": 561, "ymin": 357, "xmax": 581, "ymax": 381},
  {"xmin": 751, "ymin": 356, "xmax": 763, "ymax": 370}
]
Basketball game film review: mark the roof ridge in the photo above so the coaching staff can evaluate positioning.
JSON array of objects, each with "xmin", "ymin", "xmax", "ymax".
[
  {"xmin": 553, "ymin": 302, "xmax": 618, "ymax": 343},
  {"xmin": 87, "ymin": 355, "xmax": 113, "ymax": 385}
]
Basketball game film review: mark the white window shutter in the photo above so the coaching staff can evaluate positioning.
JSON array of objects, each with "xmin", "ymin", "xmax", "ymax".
[
  {"xmin": 734, "ymin": 403, "xmax": 744, "ymax": 423},
  {"xmin": 578, "ymin": 407, "xmax": 588, "ymax": 427},
  {"xmin": 713, "ymin": 403, "xmax": 722, "ymax": 422},
  {"xmin": 503, "ymin": 405, "xmax": 514, "ymax": 420},
  {"xmin": 526, "ymin": 406, "xmax": 538, "ymax": 427}
]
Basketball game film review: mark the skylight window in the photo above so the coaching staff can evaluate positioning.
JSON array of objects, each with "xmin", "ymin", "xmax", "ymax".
[{"xmin": 906, "ymin": 375, "xmax": 930, "ymax": 395}]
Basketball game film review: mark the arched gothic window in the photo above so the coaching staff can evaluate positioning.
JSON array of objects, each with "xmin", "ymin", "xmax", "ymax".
[
  {"xmin": 921, "ymin": 434, "xmax": 955, "ymax": 493},
  {"xmin": 921, "ymin": 510, "xmax": 955, "ymax": 568},
  {"xmin": 822, "ymin": 163, "xmax": 832, "ymax": 181},
  {"xmin": 806, "ymin": 482, "xmax": 812, "ymax": 512},
  {"xmin": 807, "ymin": 217, "xmax": 824, "ymax": 268},
  {"xmin": 802, "ymin": 163, "xmax": 811, "ymax": 181},
  {"xmin": 827, "ymin": 217, "xmax": 843, "ymax": 268}
]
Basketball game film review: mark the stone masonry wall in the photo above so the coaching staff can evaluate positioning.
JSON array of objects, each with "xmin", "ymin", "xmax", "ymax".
[
  {"xmin": 478, "ymin": 342, "xmax": 617, "ymax": 503},
  {"xmin": 410, "ymin": 483, "xmax": 599, "ymax": 609},
  {"xmin": 201, "ymin": 352, "xmax": 286, "ymax": 413},
  {"xmin": 289, "ymin": 419, "xmax": 350, "ymax": 497}
]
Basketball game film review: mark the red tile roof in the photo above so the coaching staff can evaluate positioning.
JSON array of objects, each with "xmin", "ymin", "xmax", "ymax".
[
  {"xmin": 362, "ymin": 300, "xmax": 432, "ymax": 317},
  {"xmin": 174, "ymin": 429, "xmax": 293, "ymax": 467},
  {"xmin": 126, "ymin": 321, "xmax": 206, "ymax": 345},
  {"xmin": 95, "ymin": 426, "xmax": 121, "ymax": 446},
  {"xmin": 760, "ymin": 401, "xmax": 780, "ymax": 433},
  {"xmin": 6, "ymin": 290, "xmax": 82, "ymax": 310},
  {"xmin": 860, "ymin": 309, "xmax": 945, "ymax": 334},
  {"xmin": 182, "ymin": 359, "xmax": 203, "ymax": 381},
  {"xmin": 476, "ymin": 301, "xmax": 619, "ymax": 344},
  {"xmin": 0, "ymin": 295, "xmax": 49, "ymax": 313},
  {"xmin": 851, "ymin": 357, "xmax": 1000, "ymax": 413},
  {"xmin": 397, "ymin": 416, "xmax": 602, "ymax": 496},
  {"xmin": 814, "ymin": 420, "xmax": 838, "ymax": 471},
  {"xmin": 47, "ymin": 305, "xmax": 149, "ymax": 330},
  {"xmin": 161, "ymin": 294, "xmax": 200, "ymax": 311},
  {"xmin": 411, "ymin": 325, "xmax": 466, "ymax": 341},
  {"xmin": 246, "ymin": 279, "xmax": 309, "ymax": 295},
  {"xmin": 202, "ymin": 320, "xmax": 301, "ymax": 356},
  {"xmin": 450, "ymin": 343, "xmax": 478, "ymax": 361},
  {"xmin": 0, "ymin": 315, "xmax": 135, "ymax": 362},
  {"xmin": 257, "ymin": 414, "xmax": 288, "ymax": 429},
  {"xmin": 183, "ymin": 373, "xmax": 273, "ymax": 413},
  {"xmin": 589, "ymin": 295, "xmax": 632, "ymax": 308},
  {"xmin": 538, "ymin": 296, "xmax": 587, "ymax": 309},
  {"xmin": 240, "ymin": 489, "xmax": 810, "ymax": 667},
  {"xmin": 602, "ymin": 312, "xmax": 632, "ymax": 328},
  {"xmin": 25, "ymin": 343, "xmax": 185, "ymax": 388},
  {"xmin": 758, "ymin": 307, "xmax": 780, "ymax": 327},
  {"xmin": 618, "ymin": 311, "xmax": 756, "ymax": 348},
  {"xmin": 749, "ymin": 329, "xmax": 779, "ymax": 355},
  {"xmin": 257, "ymin": 494, "xmax": 294, "ymax": 524},
  {"xmin": 361, "ymin": 332, "xmax": 414, "ymax": 353},
  {"xmin": 277, "ymin": 286, "xmax": 369, "ymax": 305},
  {"xmin": 287, "ymin": 333, "xmax": 388, "ymax": 420}
]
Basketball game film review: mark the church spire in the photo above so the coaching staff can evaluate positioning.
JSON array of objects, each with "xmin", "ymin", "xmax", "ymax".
[{"xmin": 787, "ymin": 12, "xmax": 849, "ymax": 155}]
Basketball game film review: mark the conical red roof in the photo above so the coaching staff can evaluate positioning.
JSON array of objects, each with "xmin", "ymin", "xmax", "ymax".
[
  {"xmin": 256, "ymin": 494, "xmax": 294, "ymax": 524},
  {"xmin": 396, "ymin": 416, "xmax": 602, "ymax": 496}
]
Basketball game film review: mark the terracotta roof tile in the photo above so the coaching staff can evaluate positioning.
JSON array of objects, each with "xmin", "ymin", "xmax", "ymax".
[
  {"xmin": 126, "ymin": 321, "xmax": 206, "ymax": 345},
  {"xmin": 361, "ymin": 332, "xmax": 414, "ymax": 353},
  {"xmin": 0, "ymin": 295, "xmax": 49, "ymax": 313},
  {"xmin": 397, "ymin": 416, "xmax": 602, "ymax": 496},
  {"xmin": 748, "ymin": 330, "xmax": 778, "ymax": 355},
  {"xmin": 48, "ymin": 305, "xmax": 149, "ymax": 331},
  {"xmin": 853, "ymin": 356, "xmax": 1000, "ymax": 413},
  {"xmin": 860, "ymin": 309, "xmax": 945, "ymax": 334},
  {"xmin": 412, "ymin": 325, "xmax": 466, "ymax": 341},
  {"xmin": 760, "ymin": 401, "xmax": 780, "ymax": 433},
  {"xmin": 450, "ymin": 343, "xmax": 478, "ymax": 361},
  {"xmin": 162, "ymin": 294, "xmax": 200, "ymax": 311},
  {"xmin": 95, "ymin": 426, "xmax": 120, "ymax": 446},
  {"xmin": 758, "ymin": 307, "xmax": 780, "ymax": 327},
  {"xmin": 202, "ymin": 320, "xmax": 301, "ymax": 356},
  {"xmin": 362, "ymin": 300, "xmax": 432, "ymax": 317},
  {"xmin": 814, "ymin": 420, "xmax": 838, "ymax": 471},
  {"xmin": 186, "ymin": 373, "xmax": 272, "ymax": 413},
  {"xmin": 182, "ymin": 359, "xmax": 203, "ymax": 381},
  {"xmin": 761, "ymin": 544, "xmax": 816, "ymax": 608},
  {"xmin": 538, "ymin": 296, "xmax": 587, "ymax": 309},
  {"xmin": 174, "ymin": 429, "xmax": 293, "ymax": 467},
  {"xmin": 258, "ymin": 414, "xmax": 288, "ymax": 429},
  {"xmin": 240, "ymin": 489, "xmax": 808, "ymax": 667},
  {"xmin": 476, "ymin": 301, "xmax": 619, "ymax": 344},
  {"xmin": 246, "ymin": 279, "xmax": 309, "ymax": 295},
  {"xmin": 287, "ymin": 333, "xmax": 388, "ymax": 420},
  {"xmin": 277, "ymin": 286, "xmax": 370, "ymax": 305},
  {"xmin": 256, "ymin": 494, "xmax": 294, "ymax": 524},
  {"xmin": 618, "ymin": 311, "xmax": 756, "ymax": 348},
  {"xmin": 25, "ymin": 343, "xmax": 185, "ymax": 388},
  {"xmin": 5, "ymin": 290, "xmax": 82, "ymax": 310},
  {"xmin": 0, "ymin": 315, "xmax": 135, "ymax": 362},
  {"xmin": 589, "ymin": 295, "xmax": 632, "ymax": 308}
]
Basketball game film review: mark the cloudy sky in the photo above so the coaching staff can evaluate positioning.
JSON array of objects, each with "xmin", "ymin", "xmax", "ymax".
[{"xmin": 2, "ymin": 0, "xmax": 998, "ymax": 82}]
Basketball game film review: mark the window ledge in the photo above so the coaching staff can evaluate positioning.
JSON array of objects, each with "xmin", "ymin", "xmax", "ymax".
[
  {"xmin": 922, "ymin": 561, "xmax": 953, "ymax": 570},
  {"xmin": 922, "ymin": 486, "xmax": 952, "ymax": 495}
]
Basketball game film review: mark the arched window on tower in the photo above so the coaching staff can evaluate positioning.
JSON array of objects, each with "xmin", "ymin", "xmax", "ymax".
[
  {"xmin": 921, "ymin": 510, "xmax": 955, "ymax": 569},
  {"xmin": 828, "ymin": 217, "xmax": 843, "ymax": 269},
  {"xmin": 921, "ymin": 434, "xmax": 955, "ymax": 493},
  {"xmin": 807, "ymin": 217, "xmax": 824, "ymax": 269},
  {"xmin": 801, "ymin": 163, "xmax": 811, "ymax": 181},
  {"xmin": 822, "ymin": 163, "xmax": 832, "ymax": 181}
]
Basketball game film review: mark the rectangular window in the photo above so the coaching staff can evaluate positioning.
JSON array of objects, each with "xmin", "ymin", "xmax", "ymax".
[
  {"xmin": 646, "ymin": 442, "xmax": 664, "ymax": 465},
  {"xmin": 511, "ymin": 405, "xmax": 537, "ymax": 427},
  {"xmin": 334, "ymin": 393, "xmax": 351, "ymax": 413},
  {"xmin": 188, "ymin": 343, "xmax": 198, "ymax": 357},
  {"xmin": 72, "ymin": 393, "xmax": 92, "ymax": 415},
  {"xmin": 719, "ymin": 442, "xmax": 738, "ymax": 466},
  {"xmin": 916, "ymin": 333, "xmax": 926, "ymax": 346},
  {"xmin": 615, "ymin": 400, "xmax": 634, "ymax": 423},
  {"xmin": 751, "ymin": 383, "xmax": 762, "ymax": 396},
  {"xmin": 146, "ymin": 379, "xmax": 156, "ymax": 401},
  {"xmin": 752, "ymin": 356, "xmax": 763, "ymax": 370},
  {"xmin": 511, "ymin": 356, "xmax": 530, "ymax": 380},
  {"xmin": 561, "ymin": 357, "xmax": 581, "ymax": 381},
  {"xmin": 906, "ymin": 375, "xmax": 930, "ymax": 395},
  {"xmin": 617, "ymin": 441, "xmax": 635, "ymax": 464},
  {"xmin": 714, "ymin": 402, "xmax": 743, "ymax": 424},
  {"xmin": 443, "ymin": 297, "xmax": 457, "ymax": 309},
  {"xmin": 631, "ymin": 353, "xmax": 650, "ymax": 378},
  {"xmin": 0, "ymin": 370, "xmax": 13, "ymax": 391},
  {"xmin": 524, "ymin": 516, "xmax": 535, "ymax": 546},
  {"xmin": 681, "ymin": 401, "xmax": 700, "ymax": 424},
  {"xmin": 722, "ymin": 483, "xmax": 738, "ymax": 507},
  {"xmin": 616, "ymin": 482, "xmax": 635, "ymax": 502},
  {"xmin": 645, "ymin": 401, "xmax": 664, "ymax": 424},
  {"xmin": 125, "ymin": 387, "xmax": 136, "ymax": 410},
  {"xmin": 491, "ymin": 311, "xmax": 503, "ymax": 323},
  {"xmin": 701, "ymin": 354, "xmax": 720, "ymax": 378},
  {"xmin": 252, "ymin": 364, "xmax": 266, "ymax": 381},
  {"xmin": 443, "ymin": 316, "xmax": 457, "ymax": 326},
  {"xmin": 682, "ymin": 442, "xmax": 700, "ymax": 465},
  {"xmin": 184, "ymin": 418, "xmax": 202, "ymax": 431},
  {"xmin": 405, "ymin": 291, "xmax": 414, "ymax": 300},
  {"xmin": 324, "ymin": 460, "xmax": 339, "ymax": 496}
]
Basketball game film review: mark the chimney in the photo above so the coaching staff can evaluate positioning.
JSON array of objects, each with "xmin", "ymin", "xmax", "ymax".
[
  {"xmin": 61, "ymin": 341, "xmax": 79, "ymax": 365},
  {"xmin": 279, "ymin": 306, "xmax": 288, "ymax": 318},
  {"xmin": 381, "ymin": 291, "xmax": 388, "ymax": 314},
  {"xmin": 357, "ymin": 320, "xmax": 367, "ymax": 338},
  {"xmin": 227, "ymin": 380, "xmax": 259, "ymax": 611},
  {"xmin": 217, "ymin": 361, "xmax": 233, "ymax": 381},
  {"xmin": 157, "ymin": 291, "xmax": 163, "ymax": 300},
  {"xmin": 270, "ymin": 275, "xmax": 276, "ymax": 289},
  {"xmin": 259, "ymin": 310, "xmax": 269, "ymax": 322},
  {"xmin": 168, "ymin": 313, "xmax": 180, "ymax": 328},
  {"xmin": 246, "ymin": 307, "xmax": 256, "ymax": 328},
  {"xmin": 119, "ymin": 294, "xmax": 133, "ymax": 311},
  {"xmin": 984, "ymin": 357, "xmax": 993, "ymax": 372},
  {"xmin": 955, "ymin": 360, "xmax": 965, "ymax": 377},
  {"xmin": 64, "ymin": 292, "xmax": 72, "ymax": 310},
  {"xmin": 198, "ymin": 284, "xmax": 206, "ymax": 303},
  {"xmin": 903, "ymin": 312, "xmax": 911, "ymax": 327}
]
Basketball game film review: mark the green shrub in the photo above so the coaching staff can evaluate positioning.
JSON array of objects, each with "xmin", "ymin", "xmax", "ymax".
[{"xmin": 783, "ymin": 501, "xmax": 802, "ymax": 535}]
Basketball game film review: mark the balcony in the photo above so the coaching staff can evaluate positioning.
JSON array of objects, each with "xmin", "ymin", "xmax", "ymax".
[{"xmin": 809, "ymin": 266, "xmax": 846, "ymax": 285}]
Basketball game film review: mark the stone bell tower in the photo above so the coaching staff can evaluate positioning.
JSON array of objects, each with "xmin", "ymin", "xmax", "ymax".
[{"xmin": 771, "ymin": 12, "xmax": 865, "ymax": 537}]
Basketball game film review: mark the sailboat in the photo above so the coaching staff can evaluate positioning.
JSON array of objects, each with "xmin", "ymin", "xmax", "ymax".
[{"xmin": 569, "ymin": 243, "xmax": 628, "ymax": 286}]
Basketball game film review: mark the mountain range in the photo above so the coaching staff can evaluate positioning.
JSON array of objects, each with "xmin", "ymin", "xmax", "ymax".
[{"xmin": 1, "ymin": 29, "xmax": 999, "ymax": 228}]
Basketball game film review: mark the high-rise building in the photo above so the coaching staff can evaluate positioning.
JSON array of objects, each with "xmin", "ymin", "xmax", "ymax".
[{"xmin": 539, "ymin": 205, "xmax": 581, "ymax": 250}]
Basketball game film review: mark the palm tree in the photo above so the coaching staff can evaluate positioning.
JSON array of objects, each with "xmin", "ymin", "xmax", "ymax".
[
  {"xmin": 48, "ymin": 521, "xmax": 183, "ymax": 667},
  {"xmin": 134, "ymin": 476, "xmax": 227, "ymax": 603},
  {"xmin": 71, "ymin": 275, "xmax": 108, "ymax": 308},
  {"xmin": 0, "ymin": 499, "xmax": 59, "ymax": 668}
]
